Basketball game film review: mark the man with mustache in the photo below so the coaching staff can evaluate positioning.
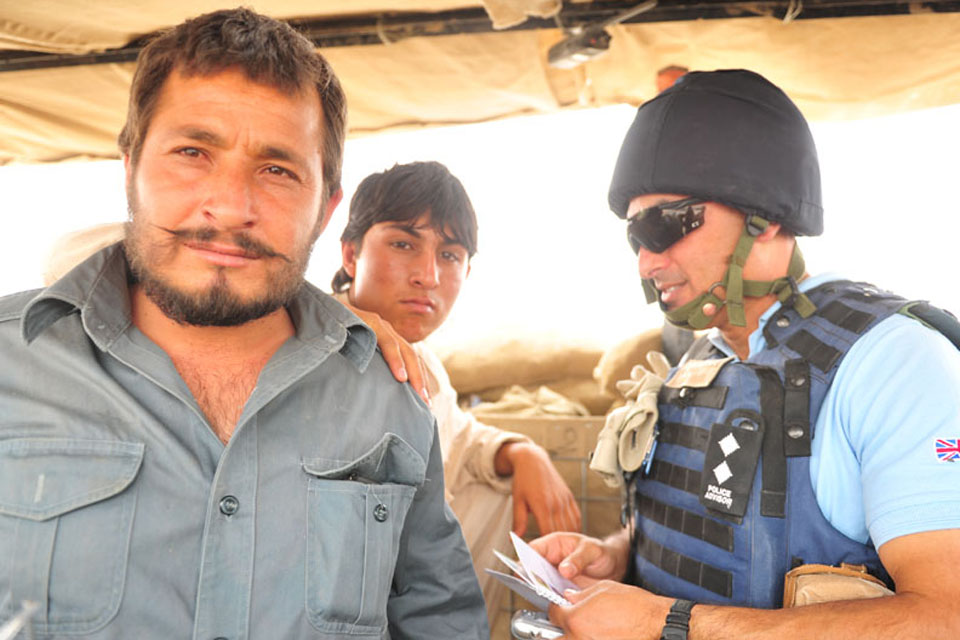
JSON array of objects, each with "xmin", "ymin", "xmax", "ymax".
[
  {"xmin": 532, "ymin": 70, "xmax": 960, "ymax": 639},
  {"xmin": 0, "ymin": 8, "xmax": 486, "ymax": 638},
  {"xmin": 330, "ymin": 161, "xmax": 581, "ymax": 625}
]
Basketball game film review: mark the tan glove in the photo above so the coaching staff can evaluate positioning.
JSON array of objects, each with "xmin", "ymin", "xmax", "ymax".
[{"xmin": 590, "ymin": 351, "xmax": 670, "ymax": 488}]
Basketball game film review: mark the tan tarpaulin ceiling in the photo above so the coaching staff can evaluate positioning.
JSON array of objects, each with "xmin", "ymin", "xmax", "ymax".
[{"xmin": 2, "ymin": 2, "xmax": 960, "ymax": 165}]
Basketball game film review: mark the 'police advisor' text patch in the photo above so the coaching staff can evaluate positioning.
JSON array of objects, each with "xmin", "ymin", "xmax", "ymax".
[{"xmin": 699, "ymin": 419, "xmax": 763, "ymax": 518}]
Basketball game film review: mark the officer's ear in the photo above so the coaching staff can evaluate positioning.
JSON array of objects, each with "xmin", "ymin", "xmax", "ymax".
[{"xmin": 756, "ymin": 221, "xmax": 782, "ymax": 242}]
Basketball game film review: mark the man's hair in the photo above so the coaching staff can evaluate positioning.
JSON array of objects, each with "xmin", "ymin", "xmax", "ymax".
[
  {"xmin": 331, "ymin": 161, "xmax": 478, "ymax": 293},
  {"xmin": 118, "ymin": 8, "xmax": 346, "ymax": 205}
]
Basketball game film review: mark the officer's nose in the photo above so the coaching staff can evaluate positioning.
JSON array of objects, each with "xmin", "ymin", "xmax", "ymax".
[{"xmin": 637, "ymin": 245, "xmax": 669, "ymax": 280}]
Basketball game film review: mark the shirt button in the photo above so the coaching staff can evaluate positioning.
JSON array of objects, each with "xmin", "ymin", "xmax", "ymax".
[
  {"xmin": 373, "ymin": 503, "xmax": 388, "ymax": 522},
  {"xmin": 219, "ymin": 495, "xmax": 239, "ymax": 516},
  {"xmin": 776, "ymin": 316, "xmax": 790, "ymax": 328}
]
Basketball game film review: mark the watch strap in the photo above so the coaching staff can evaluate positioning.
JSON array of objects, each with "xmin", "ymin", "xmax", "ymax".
[{"xmin": 659, "ymin": 598, "xmax": 696, "ymax": 640}]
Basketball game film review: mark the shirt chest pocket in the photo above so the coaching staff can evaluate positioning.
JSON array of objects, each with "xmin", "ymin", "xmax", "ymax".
[
  {"xmin": 302, "ymin": 433, "xmax": 426, "ymax": 637},
  {"xmin": 0, "ymin": 438, "xmax": 144, "ymax": 636}
]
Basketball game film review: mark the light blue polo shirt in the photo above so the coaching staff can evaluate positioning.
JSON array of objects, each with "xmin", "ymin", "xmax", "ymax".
[{"xmin": 708, "ymin": 273, "xmax": 960, "ymax": 549}]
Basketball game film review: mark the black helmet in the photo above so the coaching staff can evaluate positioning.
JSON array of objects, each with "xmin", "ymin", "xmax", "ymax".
[{"xmin": 608, "ymin": 69, "xmax": 823, "ymax": 236}]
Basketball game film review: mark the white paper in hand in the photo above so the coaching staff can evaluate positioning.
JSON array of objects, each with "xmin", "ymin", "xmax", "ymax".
[
  {"xmin": 483, "ymin": 569, "xmax": 553, "ymax": 611},
  {"xmin": 494, "ymin": 549, "xmax": 531, "ymax": 583},
  {"xmin": 510, "ymin": 532, "xmax": 579, "ymax": 595},
  {"xmin": 486, "ymin": 532, "xmax": 579, "ymax": 610}
]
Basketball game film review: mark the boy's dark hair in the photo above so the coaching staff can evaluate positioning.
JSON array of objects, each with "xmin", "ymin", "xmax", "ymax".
[
  {"xmin": 331, "ymin": 161, "xmax": 478, "ymax": 293},
  {"xmin": 118, "ymin": 7, "xmax": 346, "ymax": 206}
]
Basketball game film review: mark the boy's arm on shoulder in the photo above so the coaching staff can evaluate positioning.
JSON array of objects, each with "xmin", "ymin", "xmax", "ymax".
[{"xmin": 341, "ymin": 301, "xmax": 430, "ymax": 405}]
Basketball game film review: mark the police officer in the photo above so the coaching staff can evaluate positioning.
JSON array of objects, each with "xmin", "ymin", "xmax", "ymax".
[{"xmin": 531, "ymin": 70, "xmax": 960, "ymax": 639}]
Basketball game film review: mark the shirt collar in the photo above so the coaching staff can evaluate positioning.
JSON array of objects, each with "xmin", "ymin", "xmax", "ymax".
[
  {"xmin": 287, "ymin": 286, "xmax": 376, "ymax": 372},
  {"xmin": 22, "ymin": 242, "xmax": 131, "ymax": 349},
  {"xmin": 705, "ymin": 272, "xmax": 845, "ymax": 360},
  {"xmin": 21, "ymin": 243, "xmax": 376, "ymax": 371},
  {"xmin": 332, "ymin": 289, "xmax": 442, "ymax": 391}
]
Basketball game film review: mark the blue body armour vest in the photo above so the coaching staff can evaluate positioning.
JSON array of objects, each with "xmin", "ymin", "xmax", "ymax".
[{"xmin": 628, "ymin": 280, "xmax": 949, "ymax": 607}]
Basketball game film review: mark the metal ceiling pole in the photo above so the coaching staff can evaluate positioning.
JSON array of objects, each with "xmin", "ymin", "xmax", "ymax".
[{"xmin": 2, "ymin": 0, "xmax": 960, "ymax": 73}]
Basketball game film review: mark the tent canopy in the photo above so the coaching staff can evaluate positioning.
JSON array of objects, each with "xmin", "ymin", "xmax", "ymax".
[{"xmin": 3, "ymin": 0, "xmax": 960, "ymax": 164}]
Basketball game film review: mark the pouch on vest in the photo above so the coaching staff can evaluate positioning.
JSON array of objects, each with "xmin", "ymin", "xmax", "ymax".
[
  {"xmin": 664, "ymin": 356, "xmax": 734, "ymax": 390},
  {"xmin": 783, "ymin": 563, "xmax": 893, "ymax": 607},
  {"xmin": 698, "ymin": 411, "xmax": 764, "ymax": 519}
]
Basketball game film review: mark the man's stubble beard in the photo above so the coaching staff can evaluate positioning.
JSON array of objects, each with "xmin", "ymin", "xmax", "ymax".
[{"xmin": 124, "ymin": 181, "xmax": 321, "ymax": 327}]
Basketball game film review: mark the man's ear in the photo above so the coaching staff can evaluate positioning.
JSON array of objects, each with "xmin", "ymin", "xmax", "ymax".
[
  {"xmin": 123, "ymin": 154, "xmax": 133, "ymax": 187},
  {"xmin": 465, "ymin": 260, "xmax": 472, "ymax": 280},
  {"xmin": 341, "ymin": 239, "xmax": 358, "ymax": 278},
  {"xmin": 315, "ymin": 188, "xmax": 344, "ymax": 238},
  {"xmin": 757, "ymin": 221, "xmax": 781, "ymax": 242}
]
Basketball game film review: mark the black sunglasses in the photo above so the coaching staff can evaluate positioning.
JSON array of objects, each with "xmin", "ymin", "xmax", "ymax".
[{"xmin": 626, "ymin": 197, "xmax": 706, "ymax": 254}]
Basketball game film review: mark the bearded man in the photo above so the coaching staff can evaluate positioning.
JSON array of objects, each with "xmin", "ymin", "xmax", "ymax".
[{"xmin": 0, "ymin": 8, "xmax": 486, "ymax": 639}]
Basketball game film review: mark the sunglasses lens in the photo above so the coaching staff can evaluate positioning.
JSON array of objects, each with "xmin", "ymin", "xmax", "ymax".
[
  {"xmin": 627, "ymin": 209, "xmax": 679, "ymax": 254},
  {"xmin": 626, "ymin": 199, "xmax": 704, "ymax": 254},
  {"xmin": 627, "ymin": 224, "xmax": 643, "ymax": 253}
]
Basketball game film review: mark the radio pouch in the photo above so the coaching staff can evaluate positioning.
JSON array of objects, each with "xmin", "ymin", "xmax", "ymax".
[{"xmin": 783, "ymin": 563, "xmax": 893, "ymax": 607}]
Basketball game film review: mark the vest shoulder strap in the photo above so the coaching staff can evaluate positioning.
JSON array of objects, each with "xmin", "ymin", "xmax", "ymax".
[
  {"xmin": 900, "ymin": 301, "xmax": 960, "ymax": 351},
  {"xmin": 682, "ymin": 334, "xmax": 722, "ymax": 362}
]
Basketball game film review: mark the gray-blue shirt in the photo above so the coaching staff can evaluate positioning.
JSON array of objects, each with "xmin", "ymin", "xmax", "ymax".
[{"xmin": 0, "ymin": 244, "xmax": 487, "ymax": 639}]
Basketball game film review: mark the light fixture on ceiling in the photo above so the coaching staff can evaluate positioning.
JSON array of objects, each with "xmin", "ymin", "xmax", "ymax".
[{"xmin": 547, "ymin": 0, "xmax": 657, "ymax": 69}]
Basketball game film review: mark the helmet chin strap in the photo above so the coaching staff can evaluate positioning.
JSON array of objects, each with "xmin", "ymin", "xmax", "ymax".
[{"xmin": 646, "ymin": 215, "xmax": 816, "ymax": 331}]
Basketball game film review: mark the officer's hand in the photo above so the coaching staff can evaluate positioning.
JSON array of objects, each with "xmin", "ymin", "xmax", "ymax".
[
  {"xmin": 548, "ymin": 581, "xmax": 672, "ymax": 640},
  {"xmin": 344, "ymin": 304, "xmax": 430, "ymax": 406},
  {"xmin": 530, "ymin": 532, "xmax": 627, "ymax": 587},
  {"xmin": 496, "ymin": 442, "xmax": 581, "ymax": 536}
]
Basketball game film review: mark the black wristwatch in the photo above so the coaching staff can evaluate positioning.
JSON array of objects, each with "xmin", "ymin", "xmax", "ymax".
[{"xmin": 659, "ymin": 599, "xmax": 696, "ymax": 640}]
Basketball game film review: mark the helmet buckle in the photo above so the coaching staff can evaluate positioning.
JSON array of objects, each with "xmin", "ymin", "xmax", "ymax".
[{"xmin": 746, "ymin": 215, "xmax": 769, "ymax": 237}]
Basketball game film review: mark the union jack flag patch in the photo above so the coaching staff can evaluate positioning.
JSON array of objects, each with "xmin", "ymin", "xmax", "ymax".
[{"xmin": 935, "ymin": 438, "xmax": 960, "ymax": 462}]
